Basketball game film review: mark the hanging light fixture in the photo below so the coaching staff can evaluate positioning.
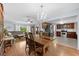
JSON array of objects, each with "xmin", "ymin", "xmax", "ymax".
[
  {"xmin": 37, "ymin": 4, "xmax": 47, "ymax": 22},
  {"xmin": 40, "ymin": 4, "xmax": 45, "ymax": 20}
]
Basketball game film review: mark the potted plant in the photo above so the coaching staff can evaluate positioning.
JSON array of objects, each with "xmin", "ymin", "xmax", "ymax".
[{"xmin": 3, "ymin": 28, "xmax": 8, "ymax": 36}]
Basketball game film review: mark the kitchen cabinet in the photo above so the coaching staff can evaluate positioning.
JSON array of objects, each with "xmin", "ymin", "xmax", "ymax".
[
  {"xmin": 56, "ymin": 23, "xmax": 75, "ymax": 29},
  {"xmin": 66, "ymin": 23, "xmax": 74, "ymax": 29},
  {"xmin": 57, "ymin": 24, "xmax": 63, "ymax": 29},
  {"xmin": 67, "ymin": 32, "xmax": 77, "ymax": 39},
  {"xmin": 56, "ymin": 31, "xmax": 77, "ymax": 39},
  {"xmin": 56, "ymin": 31, "xmax": 61, "ymax": 37}
]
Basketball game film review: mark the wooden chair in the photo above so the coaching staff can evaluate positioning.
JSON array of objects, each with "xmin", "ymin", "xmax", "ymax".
[
  {"xmin": 25, "ymin": 32, "xmax": 35, "ymax": 55},
  {"xmin": 25, "ymin": 32, "xmax": 29, "ymax": 51},
  {"xmin": 0, "ymin": 41, "xmax": 4, "ymax": 55},
  {"xmin": 28, "ymin": 33, "xmax": 43, "ymax": 56},
  {"xmin": 3, "ymin": 40, "xmax": 12, "ymax": 55},
  {"xmin": 26, "ymin": 32, "xmax": 35, "ymax": 55},
  {"xmin": 28, "ymin": 39, "xmax": 36, "ymax": 55},
  {"xmin": 35, "ymin": 42, "xmax": 43, "ymax": 56}
]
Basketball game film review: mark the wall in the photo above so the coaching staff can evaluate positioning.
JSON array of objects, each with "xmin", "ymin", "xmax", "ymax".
[
  {"xmin": 76, "ymin": 15, "xmax": 79, "ymax": 50},
  {"xmin": 4, "ymin": 21, "xmax": 16, "ymax": 31}
]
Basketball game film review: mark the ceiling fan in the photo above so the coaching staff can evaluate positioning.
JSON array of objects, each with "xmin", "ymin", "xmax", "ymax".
[{"xmin": 25, "ymin": 18, "xmax": 33, "ymax": 24}]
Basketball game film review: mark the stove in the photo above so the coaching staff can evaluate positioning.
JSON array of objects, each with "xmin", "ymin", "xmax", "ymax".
[{"xmin": 61, "ymin": 30, "xmax": 67, "ymax": 37}]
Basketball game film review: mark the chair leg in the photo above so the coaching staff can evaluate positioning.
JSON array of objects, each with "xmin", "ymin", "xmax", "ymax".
[
  {"xmin": 25, "ymin": 44, "xmax": 30, "ymax": 55},
  {"xmin": 29, "ymin": 49, "xmax": 31, "ymax": 55},
  {"xmin": 28, "ymin": 49, "xmax": 36, "ymax": 56}
]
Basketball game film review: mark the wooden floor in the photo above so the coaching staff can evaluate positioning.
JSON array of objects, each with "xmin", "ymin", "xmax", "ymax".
[{"xmin": 4, "ymin": 40, "xmax": 79, "ymax": 56}]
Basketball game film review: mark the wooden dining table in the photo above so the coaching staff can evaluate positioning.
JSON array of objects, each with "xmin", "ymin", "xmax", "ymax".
[{"xmin": 34, "ymin": 35, "xmax": 52, "ymax": 55}]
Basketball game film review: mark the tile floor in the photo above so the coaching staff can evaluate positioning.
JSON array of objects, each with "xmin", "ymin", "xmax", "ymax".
[{"xmin": 56, "ymin": 37, "xmax": 77, "ymax": 49}]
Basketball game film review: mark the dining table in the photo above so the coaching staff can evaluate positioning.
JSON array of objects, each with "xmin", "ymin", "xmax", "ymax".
[{"xmin": 34, "ymin": 35, "xmax": 52, "ymax": 55}]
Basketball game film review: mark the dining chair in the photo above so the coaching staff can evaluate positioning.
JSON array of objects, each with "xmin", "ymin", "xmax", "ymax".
[
  {"xmin": 35, "ymin": 42, "xmax": 43, "ymax": 56},
  {"xmin": 25, "ymin": 32, "xmax": 35, "ymax": 55},
  {"xmin": 28, "ymin": 39, "xmax": 36, "ymax": 55},
  {"xmin": 26, "ymin": 32, "xmax": 35, "ymax": 55},
  {"xmin": 0, "ymin": 41, "xmax": 4, "ymax": 56},
  {"xmin": 25, "ymin": 32, "xmax": 29, "ymax": 51},
  {"xmin": 27, "ymin": 32, "xmax": 43, "ymax": 56},
  {"xmin": 28, "ymin": 32, "xmax": 34, "ymax": 40},
  {"xmin": 3, "ymin": 40, "xmax": 12, "ymax": 55}
]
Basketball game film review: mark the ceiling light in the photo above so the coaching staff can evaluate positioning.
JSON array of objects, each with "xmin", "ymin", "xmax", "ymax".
[
  {"xmin": 60, "ymin": 21, "xmax": 64, "ymax": 24},
  {"xmin": 27, "ymin": 21, "xmax": 31, "ymax": 23},
  {"xmin": 37, "ymin": 4, "xmax": 47, "ymax": 21}
]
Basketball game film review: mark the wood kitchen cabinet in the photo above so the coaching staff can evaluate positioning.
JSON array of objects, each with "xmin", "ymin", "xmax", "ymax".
[
  {"xmin": 56, "ymin": 31, "xmax": 61, "ymax": 37},
  {"xmin": 67, "ymin": 23, "xmax": 74, "ymax": 29},
  {"xmin": 57, "ymin": 23, "xmax": 75, "ymax": 29},
  {"xmin": 67, "ymin": 32, "xmax": 77, "ymax": 39},
  {"xmin": 57, "ymin": 24, "xmax": 63, "ymax": 29}
]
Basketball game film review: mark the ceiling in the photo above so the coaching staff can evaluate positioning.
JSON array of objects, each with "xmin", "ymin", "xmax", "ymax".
[{"xmin": 4, "ymin": 3, "xmax": 79, "ymax": 24}]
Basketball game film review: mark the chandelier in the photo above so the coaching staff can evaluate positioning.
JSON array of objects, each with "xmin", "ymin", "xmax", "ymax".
[{"xmin": 37, "ymin": 4, "xmax": 47, "ymax": 22}]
